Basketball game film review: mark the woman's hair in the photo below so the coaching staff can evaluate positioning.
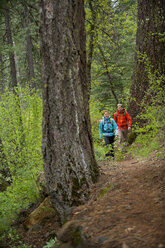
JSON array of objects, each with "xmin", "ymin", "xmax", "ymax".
[{"xmin": 103, "ymin": 110, "xmax": 109, "ymax": 114}]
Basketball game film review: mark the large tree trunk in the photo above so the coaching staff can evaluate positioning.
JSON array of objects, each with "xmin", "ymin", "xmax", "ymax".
[
  {"xmin": 40, "ymin": 0, "xmax": 99, "ymax": 223},
  {"xmin": 127, "ymin": 0, "xmax": 165, "ymax": 124},
  {"xmin": 24, "ymin": 4, "xmax": 35, "ymax": 85},
  {"xmin": 4, "ymin": 1, "xmax": 18, "ymax": 91}
]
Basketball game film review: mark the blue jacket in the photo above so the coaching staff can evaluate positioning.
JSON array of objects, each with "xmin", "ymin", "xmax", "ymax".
[{"xmin": 99, "ymin": 116, "xmax": 118, "ymax": 138}]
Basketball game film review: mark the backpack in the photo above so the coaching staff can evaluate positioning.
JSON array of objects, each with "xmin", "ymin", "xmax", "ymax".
[
  {"xmin": 116, "ymin": 110, "xmax": 128, "ymax": 127},
  {"xmin": 116, "ymin": 110, "xmax": 127, "ymax": 119},
  {"xmin": 102, "ymin": 117, "xmax": 114, "ymax": 133}
]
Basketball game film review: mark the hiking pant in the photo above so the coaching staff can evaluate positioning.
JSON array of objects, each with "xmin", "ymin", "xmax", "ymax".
[
  {"xmin": 118, "ymin": 129, "xmax": 128, "ymax": 144},
  {"xmin": 104, "ymin": 135, "xmax": 114, "ymax": 158}
]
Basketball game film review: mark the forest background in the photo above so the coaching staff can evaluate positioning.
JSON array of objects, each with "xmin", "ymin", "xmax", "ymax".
[{"xmin": 0, "ymin": 0, "xmax": 164, "ymax": 246}]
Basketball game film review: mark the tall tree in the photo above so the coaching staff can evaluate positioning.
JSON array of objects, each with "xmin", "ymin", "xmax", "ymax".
[
  {"xmin": 24, "ymin": 3, "xmax": 35, "ymax": 84},
  {"xmin": 98, "ymin": 44, "xmax": 119, "ymax": 104},
  {"xmin": 3, "ymin": 1, "xmax": 18, "ymax": 91},
  {"xmin": 86, "ymin": 0, "xmax": 137, "ymax": 111},
  {"xmin": 40, "ymin": 0, "xmax": 99, "ymax": 223},
  {"xmin": 128, "ymin": 0, "xmax": 165, "ymax": 123},
  {"xmin": 86, "ymin": 0, "xmax": 97, "ymax": 93}
]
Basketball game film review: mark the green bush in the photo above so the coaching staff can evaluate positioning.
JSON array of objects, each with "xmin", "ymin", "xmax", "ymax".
[
  {"xmin": 128, "ymin": 55, "xmax": 165, "ymax": 159},
  {"xmin": 43, "ymin": 237, "xmax": 57, "ymax": 248},
  {"xmin": 0, "ymin": 85, "xmax": 43, "ymax": 232},
  {"xmin": 0, "ymin": 227, "xmax": 32, "ymax": 248}
]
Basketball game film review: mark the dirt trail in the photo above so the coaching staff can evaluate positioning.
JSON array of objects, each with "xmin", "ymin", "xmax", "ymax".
[
  {"xmin": 16, "ymin": 157, "xmax": 165, "ymax": 248},
  {"xmin": 71, "ymin": 158, "xmax": 165, "ymax": 248}
]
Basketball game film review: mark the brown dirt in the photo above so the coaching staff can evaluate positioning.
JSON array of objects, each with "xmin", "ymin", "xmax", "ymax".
[{"xmin": 13, "ymin": 157, "xmax": 165, "ymax": 248}]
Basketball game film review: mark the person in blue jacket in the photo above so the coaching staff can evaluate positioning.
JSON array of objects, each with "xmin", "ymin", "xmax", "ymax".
[{"xmin": 99, "ymin": 110, "xmax": 118, "ymax": 159}]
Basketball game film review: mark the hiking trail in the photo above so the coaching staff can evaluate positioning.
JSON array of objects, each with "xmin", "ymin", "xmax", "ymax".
[{"xmin": 16, "ymin": 156, "xmax": 165, "ymax": 248}]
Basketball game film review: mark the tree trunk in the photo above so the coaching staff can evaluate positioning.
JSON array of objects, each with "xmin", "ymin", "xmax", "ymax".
[
  {"xmin": 4, "ymin": 1, "xmax": 18, "ymax": 91},
  {"xmin": 127, "ymin": 0, "xmax": 165, "ymax": 124},
  {"xmin": 24, "ymin": 4, "xmax": 35, "ymax": 85},
  {"xmin": 86, "ymin": 0, "xmax": 97, "ymax": 94},
  {"xmin": 13, "ymin": 40, "xmax": 20, "ymax": 81},
  {"xmin": 98, "ymin": 45, "xmax": 119, "ymax": 104},
  {"xmin": 0, "ymin": 54, "xmax": 5, "ymax": 94},
  {"xmin": 4, "ymin": 2, "xmax": 25, "ymax": 157},
  {"xmin": 40, "ymin": 0, "xmax": 99, "ymax": 224}
]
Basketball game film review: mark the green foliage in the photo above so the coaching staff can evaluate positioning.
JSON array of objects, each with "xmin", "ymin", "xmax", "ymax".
[
  {"xmin": 0, "ymin": 175, "xmax": 40, "ymax": 231},
  {"xmin": 90, "ymin": 100, "xmax": 107, "ymax": 160},
  {"xmin": 128, "ymin": 53, "xmax": 165, "ymax": 159},
  {"xmin": 0, "ymin": 227, "xmax": 32, "ymax": 248},
  {"xmin": 90, "ymin": 50, "xmax": 165, "ymax": 162},
  {"xmin": 0, "ymin": 85, "xmax": 43, "ymax": 232},
  {"xmin": 135, "ymin": 53, "xmax": 165, "ymax": 132},
  {"xmin": 43, "ymin": 237, "xmax": 57, "ymax": 248},
  {"xmin": 11, "ymin": 245, "xmax": 31, "ymax": 248},
  {"xmin": 0, "ymin": 0, "xmax": 41, "ymax": 90},
  {"xmin": 129, "ymin": 132, "xmax": 164, "ymax": 160},
  {"xmin": 115, "ymin": 147, "xmax": 126, "ymax": 161},
  {"xmin": 0, "ymin": 85, "xmax": 42, "ymax": 173},
  {"xmin": 86, "ymin": 0, "xmax": 137, "ymax": 110}
]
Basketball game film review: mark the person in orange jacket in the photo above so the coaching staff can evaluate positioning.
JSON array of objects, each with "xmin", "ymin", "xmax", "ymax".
[{"xmin": 113, "ymin": 104, "xmax": 132, "ymax": 145}]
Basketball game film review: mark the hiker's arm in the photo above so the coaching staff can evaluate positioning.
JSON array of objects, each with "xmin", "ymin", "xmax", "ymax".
[{"xmin": 126, "ymin": 112, "xmax": 132, "ymax": 128}]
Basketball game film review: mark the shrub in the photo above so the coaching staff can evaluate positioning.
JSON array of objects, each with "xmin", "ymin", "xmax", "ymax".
[{"xmin": 0, "ymin": 85, "xmax": 43, "ymax": 232}]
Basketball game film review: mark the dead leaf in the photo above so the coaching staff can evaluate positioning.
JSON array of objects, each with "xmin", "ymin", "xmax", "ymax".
[
  {"xmin": 122, "ymin": 242, "xmax": 130, "ymax": 248},
  {"xmin": 125, "ymin": 226, "xmax": 136, "ymax": 233}
]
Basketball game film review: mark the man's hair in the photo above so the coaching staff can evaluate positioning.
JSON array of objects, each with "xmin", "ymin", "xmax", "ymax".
[
  {"xmin": 104, "ymin": 110, "xmax": 109, "ymax": 114},
  {"xmin": 117, "ymin": 104, "xmax": 122, "ymax": 108}
]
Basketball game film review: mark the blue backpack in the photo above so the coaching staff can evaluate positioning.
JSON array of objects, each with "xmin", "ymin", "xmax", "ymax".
[{"xmin": 102, "ymin": 118, "xmax": 114, "ymax": 133}]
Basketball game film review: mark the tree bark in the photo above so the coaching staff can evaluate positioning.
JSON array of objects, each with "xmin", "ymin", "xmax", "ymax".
[
  {"xmin": 24, "ymin": 4, "xmax": 35, "ymax": 85},
  {"xmin": 4, "ymin": 1, "xmax": 18, "ymax": 91},
  {"xmin": 40, "ymin": 0, "xmax": 99, "ymax": 224},
  {"xmin": 127, "ymin": 0, "xmax": 165, "ymax": 124},
  {"xmin": 13, "ymin": 40, "xmax": 20, "ymax": 81}
]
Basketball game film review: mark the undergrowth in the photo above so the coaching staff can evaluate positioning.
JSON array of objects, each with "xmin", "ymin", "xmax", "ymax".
[
  {"xmin": 0, "ymin": 85, "xmax": 43, "ymax": 236},
  {"xmin": 128, "ymin": 130, "xmax": 165, "ymax": 160}
]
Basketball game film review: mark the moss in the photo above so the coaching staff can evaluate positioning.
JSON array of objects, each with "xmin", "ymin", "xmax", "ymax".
[
  {"xmin": 72, "ymin": 177, "xmax": 81, "ymax": 191},
  {"xmin": 89, "ymin": 158, "xmax": 99, "ymax": 183},
  {"xmin": 80, "ymin": 176, "xmax": 87, "ymax": 186},
  {"xmin": 128, "ymin": 132, "xmax": 137, "ymax": 145},
  {"xmin": 91, "ymin": 165, "xmax": 99, "ymax": 183},
  {"xmin": 72, "ymin": 229, "xmax": 82, "ymax": 248},
  {"xmin": 98, "ymin": 184, "xmax": 113, "ymax": 199},
  {"xmin": 72, "ymin": 176, "xmax": 87, "ymax": 192}
]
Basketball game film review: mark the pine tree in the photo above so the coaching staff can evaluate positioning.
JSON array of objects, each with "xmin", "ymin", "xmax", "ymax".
[
  {"xmin": 128, "ymin": 0, "xmax": 165, "ymax": 124},
  {"xmin": 40, "ymin": 0, "xmax": 99, "ymax": 223}
]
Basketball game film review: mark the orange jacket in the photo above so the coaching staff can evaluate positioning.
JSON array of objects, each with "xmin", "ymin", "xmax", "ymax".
[{"xmin": 113, "ymin": 109, "xmax": 132, "ymax": 130}]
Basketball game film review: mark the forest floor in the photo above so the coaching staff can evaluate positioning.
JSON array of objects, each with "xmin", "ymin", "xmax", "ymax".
[{"xmin": 12, "ymin": 154, "xmax": 165, "ymax": 248}]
